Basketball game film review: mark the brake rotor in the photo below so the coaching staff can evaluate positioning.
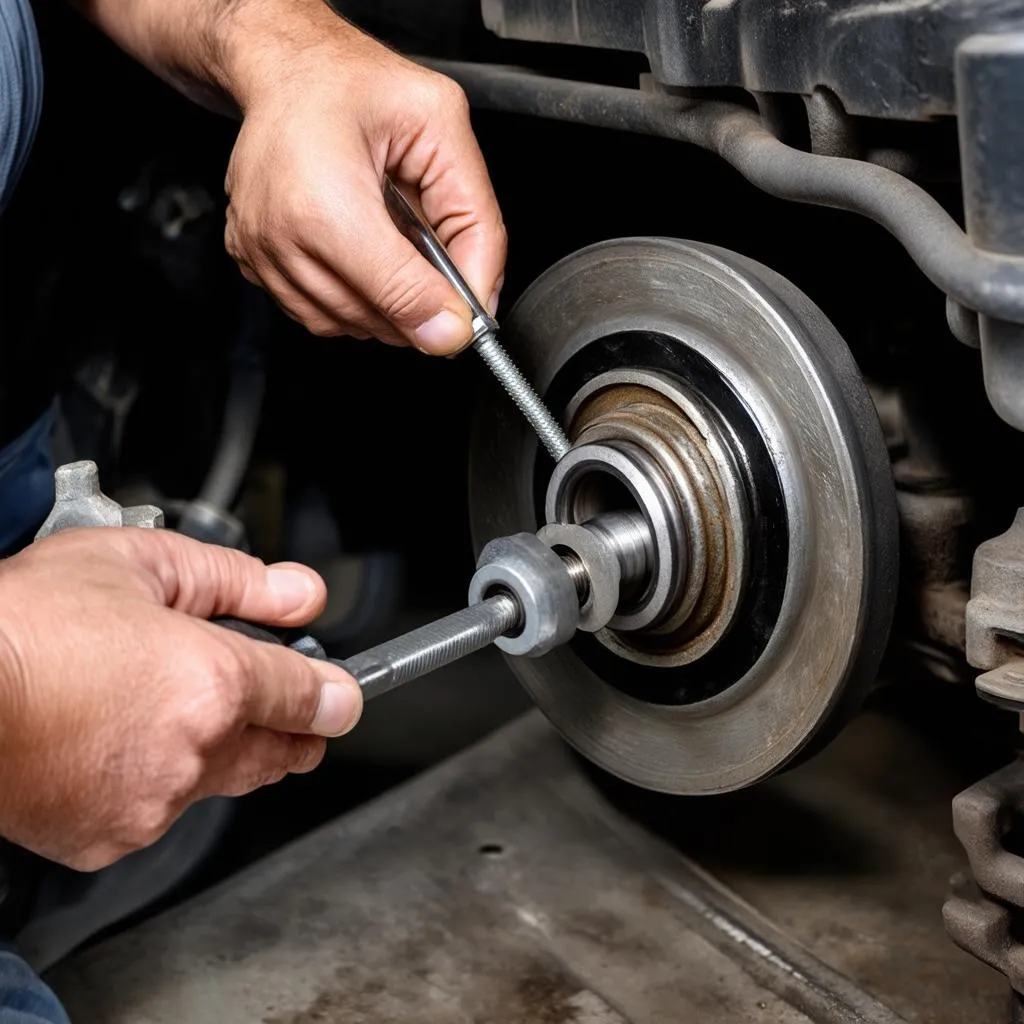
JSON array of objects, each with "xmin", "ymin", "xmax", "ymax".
[{"xmin": 469, "ymin": 238, "xmax": 898, "ymax": 794}]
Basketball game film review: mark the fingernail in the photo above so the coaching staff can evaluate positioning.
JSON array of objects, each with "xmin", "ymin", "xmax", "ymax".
[
  {"xmin": 266, "ymin": 567, "xmax": 318, "ymax": 609},
  {"xmin": 415, "ymin": 308, "xmax": 471, "ymax": 355},
  {"xmin": 487, "ymin": 274, "xmax": 505, "ymax": 317},
  {"xmin": 312, "ymin": 680, "xmax": 362, "ymax": 737}
]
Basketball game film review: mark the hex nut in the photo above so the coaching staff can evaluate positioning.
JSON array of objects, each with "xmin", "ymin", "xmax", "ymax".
[
  {"xmin": 468, "ymin": 533, "xmax": 579, "ymax": 657},
  {"xmin": 537, "ymin": 522, "xmax": 621, "ymax": 632}
]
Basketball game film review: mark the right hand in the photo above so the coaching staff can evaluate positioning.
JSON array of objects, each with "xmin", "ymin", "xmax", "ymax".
[
  {"xmin": 0, "ymin": 528, "xmax": 361, "ymax": 871},
  {"xmin": 220, "ymin": 6, "xmax": 507, "ymax": 352}
]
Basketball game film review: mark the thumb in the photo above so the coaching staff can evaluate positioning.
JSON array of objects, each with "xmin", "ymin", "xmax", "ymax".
[
  {"xmin": 126, "ymin": 531, "xmax": 326, "ymax": 626},
  {"xmin": 321, "ymin": 175, "xmax": 475, "ymax": 354}
]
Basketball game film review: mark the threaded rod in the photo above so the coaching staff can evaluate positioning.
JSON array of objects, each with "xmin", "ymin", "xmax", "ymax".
[
  {"xmin": 337, "ymin": 592, "xmax": 522, "ymax": 700},
  {"xmin": 474, "ymin": 332, "xmax": 571, "ymax": 461}
]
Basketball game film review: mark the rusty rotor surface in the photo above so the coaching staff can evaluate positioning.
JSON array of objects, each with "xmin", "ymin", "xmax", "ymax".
[
  {"xmin": 551, "ymin": 369, "xmax": 750, "ymax": 666},
  {"xmin": 468, "ymin": 238, "xmax": 898, "ymax": 794}
]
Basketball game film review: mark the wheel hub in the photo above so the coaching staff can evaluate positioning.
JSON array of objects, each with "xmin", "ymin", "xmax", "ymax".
[
  {"xmin": 546, "ymin": 368, "xmax": 751, "ymax": 666},
  {"xmin": 469, "ymin": 238, "xmax": 898, "ymax": 794}
]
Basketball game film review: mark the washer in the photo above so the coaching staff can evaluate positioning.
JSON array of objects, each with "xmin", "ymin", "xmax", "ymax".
[{"xmin": 468, "ymin": 238, "xmax": 899, "ymax": 795}]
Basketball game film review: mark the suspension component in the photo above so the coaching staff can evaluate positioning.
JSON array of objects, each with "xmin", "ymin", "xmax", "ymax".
[
  {"xmin": 945, "ymin": 512, "xmax": 1024, "ymax": 1012},
  {"xmin": 36, "ymin": 461, "xmax": 163, "ymax": 537},
  {"xmin": 469, "ymin": 237, "xmax": 899, "ymax": 794},
  {"xmin": 944, "ymin": 761, "xmax": 1024, "ymax": 1006}
]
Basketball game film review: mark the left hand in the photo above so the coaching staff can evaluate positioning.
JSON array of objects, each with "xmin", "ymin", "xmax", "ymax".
[{"xmin": 0, "ymin": 528, "xmax": 361, "ymax": 870}]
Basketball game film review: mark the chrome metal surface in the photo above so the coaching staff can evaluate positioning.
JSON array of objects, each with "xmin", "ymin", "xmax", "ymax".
[
  {"xmin": 558, "ymin": 548, "xmax": 591, "ymax": 606},
  {"xmin": 548, "ymin": 369, "xmax": 751, "ymax": 665},
  {"xmin": 537, "ymin": 521, "xmax": 621, "ymax": 632},
  {"xmin": 469, "ymin": 533, "xmax": 580, "ymax": 657},
  {"xmin": 473, "ymin": 330, "xmax": 571, "ymax": 461},
  {"xmin": 346, "ymin": 507, "xmax": 653, "ymax": 694},
  {"xmin": 546, "ymin": 442, "xmax": 683, "ymax": 633},
  {"xmin": 384, "ymin": 177, "xmax": 489, "ymax": 320},
  {"xmin": 340, "ymin": 593, "xmax": 521, "ymax": 700},
  {"xmin": 384, "ymin": 176, "xmax": 570, "ymax": 460},
  {"xmin": 343, "ymin": 512, "xmax": 653, "ymax": 697},
  {"xmin": 584, "ymin": 510, "xmax": 652, "ymax": 592},
  {"xmin": 468, "ymin": 238, "xmax": 899, "ymax": 794}
]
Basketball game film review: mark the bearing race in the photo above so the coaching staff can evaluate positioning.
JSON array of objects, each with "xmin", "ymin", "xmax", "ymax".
[
  {"xmin": 547, "ymin": 369, "xmax": 752, "ymax": 666},
  {"xmin": 545, "ymin": 441, "xmax": 685, "ymax": 632}
]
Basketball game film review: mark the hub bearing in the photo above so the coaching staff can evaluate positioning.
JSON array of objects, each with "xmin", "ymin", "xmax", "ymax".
[
  {"xmin": 469, "ymin": 238, "xmax": 898, "ymax": 794},
  {"xmin": 546, "ymin": 369, "xmax": 751, "ymax": 665}
]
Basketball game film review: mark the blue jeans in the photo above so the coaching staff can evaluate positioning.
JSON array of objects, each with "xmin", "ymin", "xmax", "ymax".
[
  {"xmin": 0, "ymin": 405, "xmax": 55, "ymax": 553},
  {"xmin": 0, "ymin": 410, "xmax": 67, "ymax": 1022},
  {"xmin": 0, "ymin": 949, "xmax": 67, "ymax": 1024}
]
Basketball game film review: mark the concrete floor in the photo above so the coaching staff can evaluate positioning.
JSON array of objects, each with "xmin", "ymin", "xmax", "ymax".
[{"xmin": 48, "ymin": 667, "xmax": 1013, "ymax": 1023}]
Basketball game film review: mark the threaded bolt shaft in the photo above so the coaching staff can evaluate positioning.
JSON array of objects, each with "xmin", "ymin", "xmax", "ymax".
[
  {"xmin": 473, "ymin": 328, "xmax": 571, "ymax": 461},
  {"xmin": 338, "ymin": 592, "xmax": 522, "ymax": 700}
]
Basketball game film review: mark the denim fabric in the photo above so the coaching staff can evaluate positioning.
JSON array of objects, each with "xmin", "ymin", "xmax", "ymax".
[
  {"xmin": 0, "ymin": 405, "xmax": 54, "ymax": 553},
  {"xmin": 0, "ymin": 948, "xmax": 68, "ymax": 1024},
  {"xmin": 0, "ymin": 7, "xmax": 69, "ymax": 1019},
  {"xmin": 0, "ymin": 0, "xmax": 43, "ymax": 215},
  {"xmin": 0, "ymin": 409, "xmax": 67, "ymax": 1024}
]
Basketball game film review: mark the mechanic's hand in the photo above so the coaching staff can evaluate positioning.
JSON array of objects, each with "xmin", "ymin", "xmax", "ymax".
[
  {"xmin": 222, "ymin": 6, "xmax": 507, "ymax": 353},
  {"xmin": 0, "ymin": 528, "xmax": 361, "ymax": 871}
]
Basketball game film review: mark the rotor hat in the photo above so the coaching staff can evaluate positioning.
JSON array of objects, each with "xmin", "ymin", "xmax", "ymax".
[{"xmin": 469, "ymin": 238, "xmax": 898, "ymax": 794}]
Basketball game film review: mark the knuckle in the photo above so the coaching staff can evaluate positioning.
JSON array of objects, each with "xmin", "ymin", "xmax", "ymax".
[
  {"xmin": 239, "ymin": 264, "xmax": 262, "ymax": 288},
  {"xmin": 495, "ymin": 218, "xmax": 509, "ymax": 255},
  {"xmin": 405, "ymin": 70, "xmax": 450, "ymax": 111},
  {"xmin": 277, "ymin": 299, "xmax": 308, "ymax": 327},
  {"xmin": 66, "ymin": 845, "xmax": 123, "ymax": 873},
  {"xmin": 182, "ymin": 647, "xmax": 246, "ymax": 745},
  {"xmin": 306, "ymin": 316, "xmax": 342, "ymax": 339},
  {"xmin": 128, "ymin": 801, "xmax": 175, "ymax": 850},
  {"xmin": 432, "ymin": 74, "xmax": 469, "ymax": 116},
  {"xmin": 261, "ymin": 765, "xmax": 289, "ymax": 789},
  {"xmin": 370, "ymin": 252, "xmax": 433, "ymax": 326},
  {"xmin": 278, "ymin": 192, "xmax": 327, "ymax": 241},
  {"xmin": 168, "ymin": 753, "xmax": 206, "ymax": 801},
  {"xmin": 224, "ymin": 204, "xmax": 242, "ymax": 234},
  {"xmin": 224, "ymin": 224, "xmax": 239, "ymax": 261},
  {"xmin": 261, "ymin": 765, "xmax": 289, "ymax": 788},
  {"xmin": 290, "ymin": 737, "xmax": 327, "ymax": 775},
  {"xmin": 304, "ymin": 681, "xmax": 326, "ymax": 726},
  {"xmin": 227, "ymin": 766, "xmax": 287, "ymax": 797},
  {"xmin": 340, "ymin": 325, "xmax": 373, "ymax": 341},
  {"xmin": 249, "ymin": 651, "xmax": 320, "ymax": 734},
  {"xmin": 209, "ymin": 664, "xmax": 247, "ymax": 727},
  {"xmin": 224, "ymin": 209, "xmax": 254, "ymax": 260},
  {"xmin": 205, "ymin": 630, "xmax": 245, "ymax": 681},
  {"xmin": 227, "ymin": 209, "xmax": 276, "ymax": 264}
]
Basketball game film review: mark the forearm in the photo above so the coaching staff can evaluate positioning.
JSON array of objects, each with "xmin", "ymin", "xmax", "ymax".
[
  {"xmin": 68, "ymin": 0, "xmax": 366, "ymax": 115},
  {"xmin": 72, "ymin": 0, "xmax": 507, "ymax": 352}
]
